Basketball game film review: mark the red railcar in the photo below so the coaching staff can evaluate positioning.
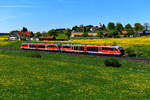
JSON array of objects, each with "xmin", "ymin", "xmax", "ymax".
[
  {"xmin": 46, "ymin": 44, "xmax": 60, "ymax": 51},
  {"xmin": 20, "ymin": 43, "xmax": 29, "ymax": 49},
  {"xmin": 21, "ymin": 43, "xmax": 124, "ymax": 56},
  {"xmin": 21, "ymin": 43, "xmax": 60, "ymax": 51}
]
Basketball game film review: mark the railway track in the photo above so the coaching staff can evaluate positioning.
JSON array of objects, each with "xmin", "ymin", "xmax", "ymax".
[{"xmin": 0, "ymin": 48, "xmax": 150, "ymax": 63}]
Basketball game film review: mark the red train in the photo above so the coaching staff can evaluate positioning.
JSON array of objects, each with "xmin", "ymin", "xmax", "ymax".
[{"xmin": 21, "ymin": 43, "xmax": 125, "ymax": 56}]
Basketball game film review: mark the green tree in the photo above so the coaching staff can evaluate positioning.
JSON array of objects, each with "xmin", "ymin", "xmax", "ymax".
[
  {"xmin": 22, "ymin": 27, "xmax": 28, "ymax": 32},
  {"xmin": 107, "ymin": 22, "xmax": 115, "ymax": 31},
  {"xmin": 85, "ymin": 25, "xmax": 93, "ymax": 32},
  {"xmin": 97, "ymin": 30, "xmax": 105, "ymax": 38},
  {"xmin": 47, "ymin": 29, "xmax": 58, "ymax": 38},
  {"xmin": 134, "ymin": 23, "xmax": 144, "ymax": 32},
  {"xmin": 9, "ymin": 30, "xmax": 16, "ymax": 34},
  {"xmin": 102, "ymin": 24, "xmax": 106, "ymax": 31},
  {"xmin": 124, "ymin": 24, "xmax": 134, "ymax": 35},
  {"xmin": 34, "ymin": 32, "xmax": 41, "ymax": 38},
  {"xmin": 116, "ymin": 23, "xmax": 124, "ymax": 32},
  {"xmin": 72, "ymin": 26, "xmax": 79, "ymax": 32},
  {"xmin": 65, "ymin": 28, "xmax": 72, "ymax": 40},
  {"xmin": 108, "ymin": 30, "xmax": 119, "ymax": 38}
]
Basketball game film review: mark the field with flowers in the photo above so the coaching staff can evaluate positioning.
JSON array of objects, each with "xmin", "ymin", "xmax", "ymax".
[
  {"xmin": 1, "ymin": 36, "xmax": 150, "ymax": 58},
  {"xmin": 0, "ymin": 50, "xmax": 150, "ymax": 99}
]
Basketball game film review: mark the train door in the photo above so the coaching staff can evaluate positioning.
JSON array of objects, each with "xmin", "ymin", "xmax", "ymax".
[{"xmin": 99, "ymin": 47, "xmax": 101, "ymax": 53}]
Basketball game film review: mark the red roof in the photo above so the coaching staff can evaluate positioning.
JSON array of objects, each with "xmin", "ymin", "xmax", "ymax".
[
  {"xmin": 16, "ymin": 31, "xmax": 33, "ymax": 36},
  {"xmin": 71, "ymin": 33, "xmax": 83, "ymax": 35},
  {"xmin": 41, "ymin": 36, "xmax": 54, "ymax": 39},
  {"xmin": 88, "ymin": 33, "xmax": 98, "ymax": 36}
]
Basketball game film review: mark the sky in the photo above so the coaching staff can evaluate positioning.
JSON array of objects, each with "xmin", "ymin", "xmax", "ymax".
[{"xmin": 0, "ymin": 0, "xmax": 150, "ymax": 33}]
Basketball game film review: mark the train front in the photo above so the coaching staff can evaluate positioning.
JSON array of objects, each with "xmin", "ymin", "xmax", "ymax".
[{"xmin": 118, "ymin": 47, "xmax": 125, "ymax": 56}]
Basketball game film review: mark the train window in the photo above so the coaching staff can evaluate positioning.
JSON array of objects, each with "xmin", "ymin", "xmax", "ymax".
[
  {"xmin": 87, "ymin": 47, "xmax": 98, "ymax": 51},
  {"xmin": 29, "ymin": 45, "xmax": 36, "ymax": 48},
  {"xmin": 38, "ymin": 45, "xmax": 45, "ymax": 48},
  {"xmin": 113, "ymin": 48, "xmax": 118, "ymax": 51},
  {"xmin": 47, "ymin": 45, "xmax": 56, "ymax": 48},
  {"xmin": 99, "ymin": 48, "xmax": 101, "ymax": 51},
  {"xmin": 73, "ymin": 46, "xmax": 84, "ymax": 50},
  {"xmin": 22, "ymin": 44, "xmax": 28, "ymax": 46},
  {"xmin": 102, "ymin": 48, "xmax": 118, "ymax": 51},
  {"xmin": 102, "ymin": 48, "xmax": 106, "ymax": 50},
  {"xmin": 61, "ymin": 46, "xmax": 71, "ymax": 48},
  {"xmin": 119, "ymin": 47, "xmax": 123, "ymax": 50}
]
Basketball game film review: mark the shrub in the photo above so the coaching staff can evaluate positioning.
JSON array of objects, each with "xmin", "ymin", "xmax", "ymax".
[
  {"xmin": 126, "ymin": 48, "xmax": 136, "ymax": 57},
  {"xmin": 104, "ymin": 58, "xmax": 121, "ymax": 68}
]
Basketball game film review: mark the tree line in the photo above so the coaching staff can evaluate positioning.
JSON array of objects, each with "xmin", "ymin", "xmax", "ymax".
[
  {"xmin": 34, "ymin": 22, "xmax": 148, "ymax": 39},
  {"xmin": 11, "ymin": 22, "xmax": 149, "ymax": 40}
]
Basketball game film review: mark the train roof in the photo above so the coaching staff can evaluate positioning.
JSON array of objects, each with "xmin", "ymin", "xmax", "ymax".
[
  {"xmin": 22, "ymin": 43, "xmax": 122, "ymax": 48},
  {"xmin": 62, "ymin": 44, "xmax": 122, "ymax": 48}
]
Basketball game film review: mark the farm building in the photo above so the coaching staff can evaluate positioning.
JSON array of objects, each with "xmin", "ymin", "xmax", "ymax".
[
  {"xmin": 88, "ymin": 33, "xmax": 98, "ymax": 37},
  {"xmin": 71, "ymin": 33, "xmax": 84, "ymax": 37},
  {"xmin": 9, "ymin": 31, "xmax": 34, "ymax": 40},
  {"xmin": 71, "ymin": 33, "xmax": 98, "ymax": 37},
  {"xmin": 39, "ymin": 36, "xmax": 56, "ymax": 41}
]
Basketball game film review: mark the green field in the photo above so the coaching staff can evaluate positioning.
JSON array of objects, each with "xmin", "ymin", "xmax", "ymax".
[
  {"xmin": 0, "ymin": 40, "xmax": 150, "ymax": 58},
  {"xmin": 0, "ymin": 50, "xmax": 150, "ymax": 99}
]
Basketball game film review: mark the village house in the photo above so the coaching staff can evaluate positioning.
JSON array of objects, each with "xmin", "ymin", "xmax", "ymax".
[
  {"xmin": 71, "ymin": 33, "xmax": 98, "ymax": 37},
  {"xmin": 9, "ymin": 30, "xmax": 34, "ymax": 40},
  {"xmin": 71, "ymin": 33, "xmax": 84, "ymax": 37},
  {"xmin": 88, "ymin": 33, "xmax": 98, "ymax": 37},
  {"xmin": 39, "ymin": 36, "xmax": 55, "ymax": 41}
]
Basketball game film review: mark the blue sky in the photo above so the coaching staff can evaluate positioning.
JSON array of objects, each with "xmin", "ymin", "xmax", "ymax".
[{"xmin": 0, "ymin": 0, "xmax": 150, "ymax": 32}]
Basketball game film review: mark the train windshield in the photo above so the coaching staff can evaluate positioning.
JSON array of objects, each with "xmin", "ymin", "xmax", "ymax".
[{"xmin": 118, "ymin": 47, "xmax": 124, "ymax": 50}]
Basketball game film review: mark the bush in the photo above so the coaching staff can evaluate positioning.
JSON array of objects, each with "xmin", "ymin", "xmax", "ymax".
[
  {"xmin": 126, "ymin": 48, "xmax": 136, "ymax": 57},
  {"xmin": 104, "ymin": 58, "xmax": 121, "ymax": 68}
]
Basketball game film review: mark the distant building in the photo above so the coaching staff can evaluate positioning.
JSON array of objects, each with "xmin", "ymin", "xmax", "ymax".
[
  {"xmin": 71, "ymin": 33, "xmax": 84, "ymax": 37},
  {"xmin": 122, "ymin": 30, "xmax": 128, "ymax": 35},
  {"xmin": 39, "ymin": 36, "xmax": 55, "ymax": 41},
  {"xmin": 9, "ymin": 31, "xmax": 33, "ymax": 40},
  {"xmin": 88, "ymin": 33, "xmax": 98, "ymax": 37},
  {"xmin": 71, "ymin": 33, "xmax": 98, "ymax": 37}
]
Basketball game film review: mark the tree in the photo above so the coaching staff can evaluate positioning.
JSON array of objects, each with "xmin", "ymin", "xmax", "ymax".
[
  {"xmin": 72, "ymin": 26, "xmax": 79, "ymax": 32},
  {"xmin": 65, "ymin": 28, "xmax": 72, "ymax": 40},
  {"xmin": 134, "ymin": 23, "xmax": 144, "ymax": 32},
  {"xmin": 22, "ymin": 27, "xmax": 28, "ymax": 32},
  {"xmin": 47, "ymin": 29, "xmax": 58, "ymax": 38},
  {"xmin": 107, "ymin": 22, "xmax": 115, "ymax": 30},
  {"xmin": 116, "ymin": 23, "xmax": 124, "ymax": 32},
  {"xmin": 97, "ymin": 30, "xmax": 105, "ymax": 38},
  {"xmin": 107, "ymin": 30, "xmax": 119, "ymax": 38},
  {"xmin": 102, "ymin": 24, "xmax": 106, "ymax": 31},
  {"xmin": 34, "ymin": 32, "xmax": 41, "ymax": 38},
  {"xmin": 85, "ymin": 25, "xmax": 93, "ymax": 32},
  {"xmin": 124, "ymin": 24, "xmax": 134, "ymax": 35}
]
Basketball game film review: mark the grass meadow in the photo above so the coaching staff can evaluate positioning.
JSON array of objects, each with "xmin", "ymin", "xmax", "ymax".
[
  {"xmin": 0, "ymin": 50, "xmax": 150, "ymax": 99},
  {"xmin": 1, "ymin": 35, "xmax": 150, "ymax": 58}
]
